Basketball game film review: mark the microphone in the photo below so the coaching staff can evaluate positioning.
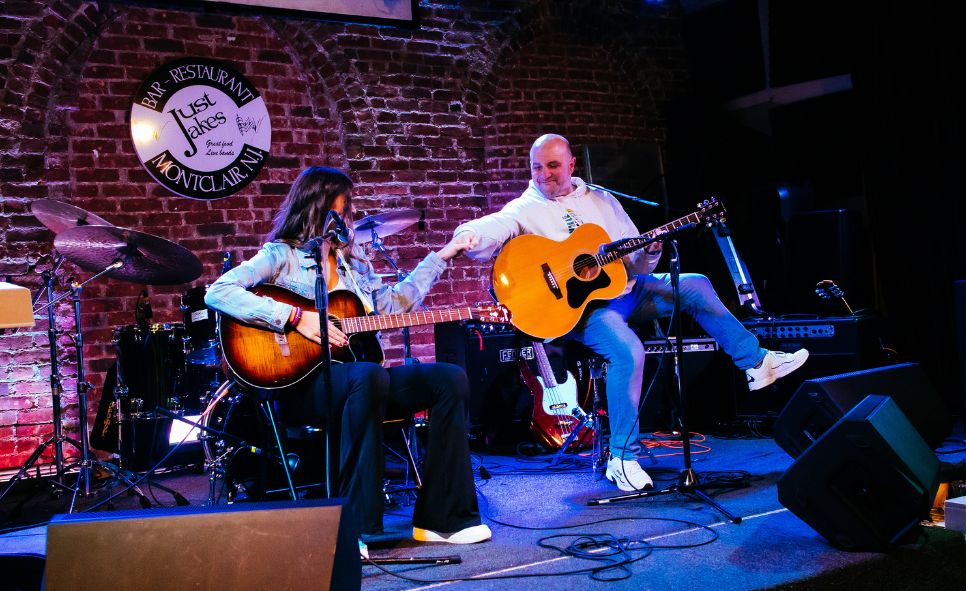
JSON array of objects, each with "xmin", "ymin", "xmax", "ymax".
[
  {"xmin": 304, "ymin": 211, "xmax": 351, "ymax": 252},
  {"xmin": 323, "ymin": 210, "xmax": 351, "ymax": 246}
]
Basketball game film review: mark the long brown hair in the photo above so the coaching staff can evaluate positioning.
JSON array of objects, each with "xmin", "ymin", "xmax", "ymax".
[{"xmin": 268, "ymin": 166, "xmax": 354, "ymax": 246}]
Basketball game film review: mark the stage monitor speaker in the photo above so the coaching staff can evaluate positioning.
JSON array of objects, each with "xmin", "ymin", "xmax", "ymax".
[
  {"xmin": 44, "ymin": 499, "xmax": 360, "ymax": 591},
  {"xmin": 774, "ymin": 362, "xmax": 952, "ymax": 458},
  {"xmin": 777, "ymin": 395, "xmax": 941, "ymax": 551}
]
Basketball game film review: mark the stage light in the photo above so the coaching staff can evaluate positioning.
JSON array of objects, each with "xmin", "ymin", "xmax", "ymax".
[{"xmin": 131, "ymin": 120, "xmax": 158, "ymax": 145}]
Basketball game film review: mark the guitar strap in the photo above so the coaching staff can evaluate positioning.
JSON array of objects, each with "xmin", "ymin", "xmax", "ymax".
[{"xmin": 334, "ymin": 249, "xmax": 375, "ymax": 314}]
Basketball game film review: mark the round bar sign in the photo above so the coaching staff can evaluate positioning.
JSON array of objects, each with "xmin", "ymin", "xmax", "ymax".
[{"xmin": 130, "ymin": 57, "xmax": 272, "ymax": 200}]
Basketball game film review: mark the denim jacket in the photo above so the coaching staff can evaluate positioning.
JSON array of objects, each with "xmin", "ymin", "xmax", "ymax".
[{"xmin": 204, "ymin": 241, "xmax": 447, "ymax": 333}]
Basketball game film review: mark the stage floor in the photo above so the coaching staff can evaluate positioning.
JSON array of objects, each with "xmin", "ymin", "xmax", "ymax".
[{"xmin": 2, "ymin": 426, "xmax": 965, "ymax": 590}]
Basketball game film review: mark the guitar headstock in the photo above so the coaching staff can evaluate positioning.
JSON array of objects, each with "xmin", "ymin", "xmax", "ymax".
[
  {"xmin": 696, "ymin": 197, "xmax": 727, "ymax": 227},
  {"xmin": 473, "ymin": 303, "xmax": 512, "ymax": 325}
]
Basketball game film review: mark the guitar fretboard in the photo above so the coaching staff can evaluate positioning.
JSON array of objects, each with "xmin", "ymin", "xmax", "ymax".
[
  {"xmin": 597, "ymin": 210, "xmax": 705, "ymax": 265},
  {"xmin": 336, "ymin": 308, "xmax": 478, "ymax": 334},
  {"xmin": 531, "ymin": 341, "xmax": 558, "ymax": 389}
]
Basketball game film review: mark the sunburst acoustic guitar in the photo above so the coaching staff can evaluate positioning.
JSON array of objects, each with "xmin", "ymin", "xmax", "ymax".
[{"xmin": 220, "ymin": 284, "xmax": 510, "ymax": 389}]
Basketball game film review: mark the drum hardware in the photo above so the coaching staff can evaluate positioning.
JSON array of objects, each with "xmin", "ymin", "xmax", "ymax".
[
  {"xmin": 155, "ymin": 381, "xmax": 310, "ymax": 505},
  {"xmin": 355, "ymin": 208, "xmax": 423, "ymax": 364},
  {"xmin": 1, "ymin": 200, "xmax": 204, "ymax": 513}
]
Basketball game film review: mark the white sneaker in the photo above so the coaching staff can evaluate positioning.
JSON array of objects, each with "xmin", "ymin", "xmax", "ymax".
[
  {"xmin": 605, "ymin": 458, "xmax": 653, "ymax": 491},
  {"xmin": 359, "ymin": 539, "xmax": 369, "ymax": 560},
  {"xmin": 746, "ymin": 349, "xmax": 809, "ymax": 391},
  {"xmin": 413, "ymin": 523, "xmax": 492, "ymax": 544}
]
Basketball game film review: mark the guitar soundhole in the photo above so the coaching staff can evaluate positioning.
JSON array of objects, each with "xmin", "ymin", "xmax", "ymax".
[{"xmin": 573, "ymin": 253, "xmax": 598, "ymax": 280}]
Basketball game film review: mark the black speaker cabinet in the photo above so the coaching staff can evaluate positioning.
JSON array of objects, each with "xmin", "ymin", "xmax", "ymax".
[
  {"xmin": 735, "ymin": 314, "xmax": 883, "ymax": 417},
  {"xmin": 774, "ymin": 363, "xmax": 952, "ymax": 458},
  {"xmin": 44, "ymin": 499, "xmax": 359, "ymax": 591},
  {"xmin": 777, "ymin": 395, "xmax": 941, "ymax": 551},
  {"xmin": 434, "ymin": 322, "xmax": 535, "ymax": 447},
  {"xmin": 638, "ymin": 338, "xmax": 734, "ymax": 431}
]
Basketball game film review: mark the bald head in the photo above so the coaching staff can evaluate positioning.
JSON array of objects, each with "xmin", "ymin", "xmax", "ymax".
[
  {"xmin": 529, "ymin": 134, "xmax": 576, "ymax": 198},
  {"xmin": 530, "ymin": 134, "xmax": 572, "ymax": 160}
]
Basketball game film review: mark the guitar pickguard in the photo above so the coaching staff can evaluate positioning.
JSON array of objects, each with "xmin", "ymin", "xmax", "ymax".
[{"xmin": 565, "ymin": 270, "xmax": 611, "ymax": 310}]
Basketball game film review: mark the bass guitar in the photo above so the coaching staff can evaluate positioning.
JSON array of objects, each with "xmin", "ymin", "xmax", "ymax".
[
  {"xmin": 220, "ymin": 284, "xmax": 510, "ymax": 389},
  {"xmin": 492, "ymin": 198, "xmax": 726, "ymax": 339},
  {"xmin": 518, "ymin": 341, "xmax": 593, "ymax": 449}
]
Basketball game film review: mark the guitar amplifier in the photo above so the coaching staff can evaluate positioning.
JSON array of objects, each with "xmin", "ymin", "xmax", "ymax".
[
  {"xmin": 434, "ymin": 322, "xmax": 535, "ymax": 449},
  {"xmin": 735, "ymin": 314, "xmax": 884, "ymax": 417},
  {"xmin": 638, "ymin": 337, "xmax": 734, "ymax": 431}
]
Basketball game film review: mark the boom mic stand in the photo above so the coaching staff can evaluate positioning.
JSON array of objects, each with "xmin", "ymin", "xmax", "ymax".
[{"xmin": 587, "ymin": 240, "xmax": 742, "ymax": 524}]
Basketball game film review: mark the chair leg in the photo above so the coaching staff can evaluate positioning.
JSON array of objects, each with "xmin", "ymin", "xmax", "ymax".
[
  {"xmin": 399, "ymin": 425, "xmax": 422, "ymax": 490},
  {"xmin": 261, "ymin": 400, "xmax": 298, "ymax": 501}
]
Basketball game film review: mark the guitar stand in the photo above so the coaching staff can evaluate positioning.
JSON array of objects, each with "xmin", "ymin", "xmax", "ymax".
[
  {"xmin": 586, "ymin": 240, "xmax": 742, "ymax": 524},
  {"xmin": 550, "ymin": 357, "xmax": 606, "ymax": 468}
]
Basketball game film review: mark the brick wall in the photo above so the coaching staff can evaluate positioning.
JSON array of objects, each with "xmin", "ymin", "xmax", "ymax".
[{"xmin": 0, "ymin": 0, "xmax": 688, "ymax": 470}]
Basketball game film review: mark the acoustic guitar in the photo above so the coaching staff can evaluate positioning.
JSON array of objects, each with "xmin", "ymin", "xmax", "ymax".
[
  {"xmin": 491, "ymin": 198, "xmax": 726, "ymax": 339},
  {"xmin": 220, "ymin": 284, "xmax": 510, "ymax": 389}
]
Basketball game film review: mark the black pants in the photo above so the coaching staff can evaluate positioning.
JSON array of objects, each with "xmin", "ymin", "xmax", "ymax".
[{"xmin": 295, "ymin": 362, "xmax": 480, "ymax": 535}]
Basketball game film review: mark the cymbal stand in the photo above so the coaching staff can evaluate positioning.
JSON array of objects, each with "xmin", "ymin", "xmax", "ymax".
[
  {"xmin": 368, "ymin": 226, "xmax": 418, "ymax": 365},
  {"xmin": 65, "ymin": 260, "xmax": 152, "ymax": 512},
  {"xmin": 587, "ymin": 241, "xmax": 742, "ymax": 523},
  {"xmin": 0, "ymin": 257, "xmax": 84, "ymax": 504}
]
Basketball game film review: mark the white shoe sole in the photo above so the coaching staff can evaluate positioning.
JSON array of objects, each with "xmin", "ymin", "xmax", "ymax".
[{"xmin": 413, "ymin": 524, "xmax": 492, "ymax": 544}]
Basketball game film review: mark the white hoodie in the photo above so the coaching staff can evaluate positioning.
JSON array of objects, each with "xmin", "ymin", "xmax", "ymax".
[{"xmin": 455, "ymin": 177, "xmax": 659, "ymax": 295}]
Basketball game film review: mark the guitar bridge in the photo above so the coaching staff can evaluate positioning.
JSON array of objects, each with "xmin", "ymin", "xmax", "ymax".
[{"xmin": 541, "ymin": 263, "xmax": 563, "ymax": 300}]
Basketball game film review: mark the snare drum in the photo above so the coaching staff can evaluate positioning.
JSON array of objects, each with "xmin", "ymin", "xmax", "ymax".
[
  {"xmin": 181, "ymin": 286, "xmax": 220, "ymax": 366},
  {"xmin": 112, "ymin": 323, "xmax": 187, "ymax": 418}
]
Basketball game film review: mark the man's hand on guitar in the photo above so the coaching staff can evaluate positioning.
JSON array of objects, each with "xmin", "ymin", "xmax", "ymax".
[
  {"xmin": 645, "ymin": 241, "xmax": 663, "ymax": 257},
  {"xmin": 294, "ymin": 310, "xmax": 349, "ymax": 348}
]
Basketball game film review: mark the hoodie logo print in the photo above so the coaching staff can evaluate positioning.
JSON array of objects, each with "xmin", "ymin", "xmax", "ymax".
[{"xmin": 562, "ymin": 209, "xmax": 583, "ymax": 234}]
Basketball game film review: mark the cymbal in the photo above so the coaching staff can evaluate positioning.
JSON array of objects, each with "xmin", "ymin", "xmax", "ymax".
[
  {"xmin": 54, "ymin": 225, "xmax": 203, "ymax": 285},
  {"xmin": 352, "ymin": 209, "xmax": 421, "ymax": 244},
  {"xmin": 31, "ymin": 199, "xmax": 112, "ymax": 233}
]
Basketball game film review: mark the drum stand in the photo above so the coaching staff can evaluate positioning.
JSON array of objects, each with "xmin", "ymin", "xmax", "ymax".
[
  {"xmin": 0, "ymin": 260, "xmax": 83, "ymax": 504},
  {"xmin": 65, "ymin": 266, "xmax": 156, "ymax": 511},
  {"xmin": 1, "ymin": 261, "xmax": 153, "ymax": 511}
]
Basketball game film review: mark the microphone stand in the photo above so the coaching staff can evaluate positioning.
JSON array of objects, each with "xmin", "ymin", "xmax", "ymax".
[
  {"xmin": 587, "ymin": 240, "xmax": 742, "ymax": 524},
  {"xmin": 308, "ymin": 222, "xmax": 336, "ymax": 499}
]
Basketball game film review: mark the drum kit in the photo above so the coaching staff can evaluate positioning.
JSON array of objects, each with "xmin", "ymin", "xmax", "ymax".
[{"xmin": 0, "ymin": 199, "xmax": 425, "ymax": 509}]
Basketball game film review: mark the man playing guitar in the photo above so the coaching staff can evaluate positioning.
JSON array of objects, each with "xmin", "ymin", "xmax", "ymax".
[{"xmin": 452, "ymin": 134, "xmax": 809, "ymax": 492}]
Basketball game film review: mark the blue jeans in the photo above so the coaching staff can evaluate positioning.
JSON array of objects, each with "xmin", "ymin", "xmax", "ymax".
[{"xmin": 566, "ymin": 273, "xmax": 766, "ymax": 460}]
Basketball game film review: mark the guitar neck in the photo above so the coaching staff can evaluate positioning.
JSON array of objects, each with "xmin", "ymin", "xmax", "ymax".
[
  {"xmin": 531, "ymin": 341, "xmax": 558, "ymax": 389},
  {"xmin": 598, "ymin": 210, "xmax": 706, "ymax": 265},
  {"xmin": 338, "ymin": 308, "xmax": 479, "ymax": 335}
]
